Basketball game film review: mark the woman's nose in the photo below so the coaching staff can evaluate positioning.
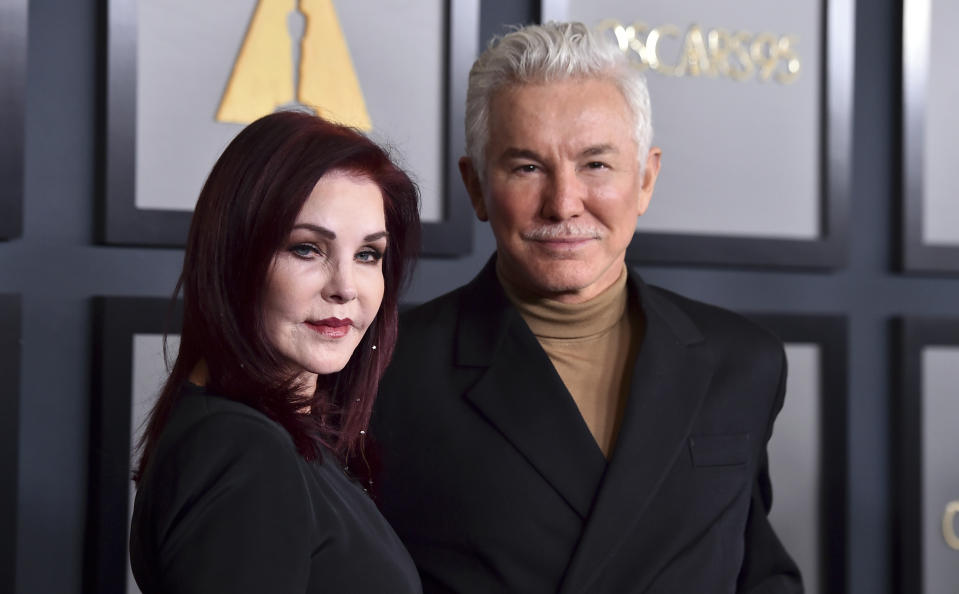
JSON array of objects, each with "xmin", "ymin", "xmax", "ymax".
[{"xmin": 321, "ymin": 260, "xmax": 357, "ymax": 303}]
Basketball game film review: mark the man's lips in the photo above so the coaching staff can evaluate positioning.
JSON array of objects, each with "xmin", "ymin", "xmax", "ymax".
[
  {"xmin": 305, "ymin": 318, "xmax": 353, "ymax": 338},
  {"xmin": 531, "ymin": 236, "xmax": 595, "ymax": 248},
  {"xmin": 535, "ymin": 236, "xmax": 593, "ymax": 242}
]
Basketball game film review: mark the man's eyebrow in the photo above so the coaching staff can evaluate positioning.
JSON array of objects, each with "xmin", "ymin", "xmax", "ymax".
[
  {"xmin": 499, "ymin": 147, "xmax": 543, "ymax": 161},
  {"xmin": 498, "ymin": 145, "xmax": 619, "ymax": 161},
  {"xmin": 581, "ymin": 144, "xmax": 618, "ymax": 157}
]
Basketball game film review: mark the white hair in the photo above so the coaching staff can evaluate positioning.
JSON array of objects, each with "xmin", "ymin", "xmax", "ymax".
[{"xmin": 464, "ymin": 21, "xmax": 653, "ymax": 175}]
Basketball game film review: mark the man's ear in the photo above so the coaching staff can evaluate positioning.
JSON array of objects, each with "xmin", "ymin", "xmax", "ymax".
[
  {"xmin": 458, "ymin": 156, "xmax": 488, "ymax": 221},
  {"xmin": 637, "ymin": 147, "xmax": 662, "ymax": 216}
]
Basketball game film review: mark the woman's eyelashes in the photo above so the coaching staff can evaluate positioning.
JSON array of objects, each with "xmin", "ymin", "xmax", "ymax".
[
  {"xmin": 287, "ymin": 242, "xmax": 385, "ymax": 264},
  {"xmin": 289, "ymin": 243, "xmax": 322, "ymax": 259},
  {"xmin": 356, "ymin": 247, "xmax": 384, "ymax": 264}
]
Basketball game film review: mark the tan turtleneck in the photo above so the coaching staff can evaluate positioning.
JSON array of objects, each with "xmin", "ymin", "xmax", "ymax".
[{"xmin": 498, "ymin": 265, "xmax": 644, "ymax": 458}]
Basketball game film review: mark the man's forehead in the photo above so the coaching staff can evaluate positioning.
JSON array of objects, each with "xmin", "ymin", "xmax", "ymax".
[
  {"xmin": 489, "ymin": 79, "xmax": 631, "ymax": 127},
  {"xmin": 486, "ymin": 88, "xmax": 636, "ymax": 157}
]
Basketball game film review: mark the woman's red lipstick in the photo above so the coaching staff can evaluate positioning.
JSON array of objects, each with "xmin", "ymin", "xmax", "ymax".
[{"xmin": 306, "ymin": 318, "xmax": 353, "ymax": 338}]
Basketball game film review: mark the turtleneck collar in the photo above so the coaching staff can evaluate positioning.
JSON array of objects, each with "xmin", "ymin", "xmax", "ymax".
[{"xmin": 497, "ymin": 262, "xmax": 630, "ymax": 340}]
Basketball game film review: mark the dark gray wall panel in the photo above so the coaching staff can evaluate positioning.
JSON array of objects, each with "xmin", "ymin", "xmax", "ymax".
[{"xmin": 0, "ymin": 295, "xmax": 20, "ymax": 592}]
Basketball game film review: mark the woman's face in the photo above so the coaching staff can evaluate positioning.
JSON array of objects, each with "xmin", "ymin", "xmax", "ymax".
[{"xmin": 264, "ymin": 170, "xmax": 388, "ymax": 391}]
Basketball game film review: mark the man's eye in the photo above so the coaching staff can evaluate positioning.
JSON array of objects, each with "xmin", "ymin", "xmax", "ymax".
[
  {"xmin": 515, "ymin": 164, "xmax": 538, "ymax": 173},
  {"xmin": 585, "ymin": 161, "xmax": 609, "ymax": 169}
]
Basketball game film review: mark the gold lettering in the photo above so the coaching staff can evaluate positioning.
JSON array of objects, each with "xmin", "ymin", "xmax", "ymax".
[
  {"xmin": 750, "ymin": 33, "xmax": 780, "ymax": 82},
  {"xmin": 646, "ymin": 25, "xmax": 682, "ymax": 75},
  {"xmin": 727, "ymin": 31, "xmax": 755, "ymax": 81},
  {"xmin": 676, "ymin": 24, "xmax": 712, "ymax": 77},
  {"xmin": 597, "ymin": 19, "xmax": 649, "ymax": 71},
  {"xmin": 599, "ymin": 19, "xmax": 631, "ymax": 51},
  {"xmin": 776, "ymin": 35, "xmax": 801, "ymax": 84},
  {"xmin": 630, "ymin": 22, "xmax": 651, "ymax": 67},
  {"xmin": 595, "ymin": 20, "xmax": 800, "ymax": 85},
  {"xmin": 707, "ymin": 29, "xmax": 733, "ymax": 77},
  {"xmin": 945, "ymin": 501, "xmax": 959, "ymax": 551}
]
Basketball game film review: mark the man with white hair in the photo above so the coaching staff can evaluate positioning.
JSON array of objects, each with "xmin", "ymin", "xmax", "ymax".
[{"xmin": 372, "ymin": 21, "xmax": 802, "ymax": 593}]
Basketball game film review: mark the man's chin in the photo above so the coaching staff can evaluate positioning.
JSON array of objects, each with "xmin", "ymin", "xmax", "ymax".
[
  {"xmin": 522, "ymin": 270, "xmax": 598, "ymax": 299},
  {"xmin": 499, "ymin": 253, "xmax": 616, "ymax": 299},
  {"xmin": 516, "ymin": 257, "xmax": 626, "ymax": 302}
]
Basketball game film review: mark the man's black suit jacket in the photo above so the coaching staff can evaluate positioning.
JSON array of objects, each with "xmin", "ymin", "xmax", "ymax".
[{"xmin": 372, "ymin": 257, "xmax": 802, "ymax": 593}]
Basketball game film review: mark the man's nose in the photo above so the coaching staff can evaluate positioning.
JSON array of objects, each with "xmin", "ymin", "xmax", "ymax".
[
  {"xmin": 541, "ymin": 167, "xmax": 586, "ymax": 221},
  {"xmin": 321, "ymin": 259, "xmax": 357, "ymax": 303}
]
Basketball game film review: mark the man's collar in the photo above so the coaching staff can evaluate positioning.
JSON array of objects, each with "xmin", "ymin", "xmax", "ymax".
[
  {"xmin": 626, "ymin": 270, "xmax": 704, "ymax": 347},
  {"xmin": 454, "ymin": 253, "xmax": 704, "ymax": 367}
]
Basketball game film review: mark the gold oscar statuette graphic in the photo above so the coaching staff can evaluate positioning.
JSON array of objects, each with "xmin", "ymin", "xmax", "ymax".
[
  {"xmin": 944, "ymin": 500, "xmax": 959, "ymax": 551},
  {"xmin": 216, "ymin": 0, "xmax": 372, "ymax": 130}
]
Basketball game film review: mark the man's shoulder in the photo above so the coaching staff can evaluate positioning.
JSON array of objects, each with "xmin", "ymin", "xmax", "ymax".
[
  {"xmin": 378, "ymin": 282, "xmax": 482, "ymax": 410},
  {"xmin": 642, "ymin": 282, "xmax": 784, "ymax": 356},
  {"xmin": 399, "ymin": 284, "xmax": 469, "ymax": 337},
  {"xmin": 402, "ymin": 284, "xmax": 466, "ymax": 319}
]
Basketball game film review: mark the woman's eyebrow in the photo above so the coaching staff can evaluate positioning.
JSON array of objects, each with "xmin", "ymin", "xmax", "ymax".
[
  {"xmin": 364, "ymin": 231, "xmax": 389, "ymax": 242},
  {"xmin": 293, "ymin": 224, "xmax": 388, "ymax": 243},
  {"xmin": 292, "ymin": 223, "xmax": 336, "ymax": 239}
]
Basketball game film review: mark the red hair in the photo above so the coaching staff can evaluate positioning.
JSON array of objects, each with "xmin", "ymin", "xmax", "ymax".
[{"xmin": 134, "ymin": 111, "xmax": 420, "ymax": 479}]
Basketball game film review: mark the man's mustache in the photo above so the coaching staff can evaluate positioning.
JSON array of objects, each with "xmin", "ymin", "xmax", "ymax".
[{"xmin": 522, "ymin": 224, "xmax": 604, "ymax": 241}]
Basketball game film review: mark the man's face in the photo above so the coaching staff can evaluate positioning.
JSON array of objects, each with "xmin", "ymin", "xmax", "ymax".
[{"xmin": 460, "ymin": 77, "xmax": 661, "ymax": 304}]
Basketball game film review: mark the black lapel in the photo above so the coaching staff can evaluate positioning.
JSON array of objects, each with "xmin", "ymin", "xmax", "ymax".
[
  {"xmin": 559, "ymin": 272, "xmax": 715, "ymax": 593},
  {"xmin": 457, "ymin": 257, "xmax": 607, "ymax": 518}
]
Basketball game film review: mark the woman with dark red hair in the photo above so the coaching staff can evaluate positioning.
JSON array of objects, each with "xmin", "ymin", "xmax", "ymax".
[{"xmin": 129, "ymin": 111, "xmax": 422, "ymax": 593}]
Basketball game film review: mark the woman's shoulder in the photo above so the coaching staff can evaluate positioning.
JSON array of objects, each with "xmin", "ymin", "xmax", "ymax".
[
  {"xmin": 146, "ymin": 386, "xmax": 301, "ymax": 483},
  {"xmin": 168, "ymin": 384, "xmax": 291, "ymax": 440},
  {"xmin": 131, "ymin": 387, "xmax": 320, "ymax": 591}
]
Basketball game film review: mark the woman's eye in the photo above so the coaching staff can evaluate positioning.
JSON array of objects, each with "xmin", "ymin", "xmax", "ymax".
[
  {"xmin": 289, "ymin": 243, "xmax": 320, "ymax": 259},
  {"xmin": 356, "ymin": 248, "xmax": 384, "ymax": 264}
]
